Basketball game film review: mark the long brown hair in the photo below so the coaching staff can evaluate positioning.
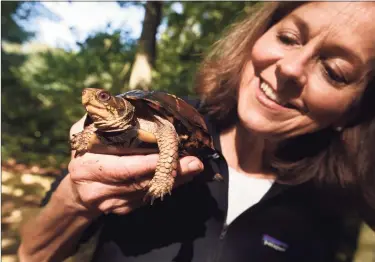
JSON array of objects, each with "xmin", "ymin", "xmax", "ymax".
[
  {"xmin": 195, "ymin": 2, "xmax": 304, "ymax": 129},
  {"xmin": 195, "ymin": 2, "xmax": 375, "ymax": 209}
]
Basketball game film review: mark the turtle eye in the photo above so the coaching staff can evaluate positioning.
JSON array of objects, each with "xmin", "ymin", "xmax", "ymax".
[{"xmin": 97, "ymin": 91, "xmax": 111, "ymax": 102}]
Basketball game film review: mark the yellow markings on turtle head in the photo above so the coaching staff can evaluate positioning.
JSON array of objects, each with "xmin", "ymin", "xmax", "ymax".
[{"xmin": 104, "ymin": 105, "xmax": 119, "ymax": 119}]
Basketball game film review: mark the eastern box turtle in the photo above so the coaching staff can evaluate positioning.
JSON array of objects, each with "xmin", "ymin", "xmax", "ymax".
[{"xmin": 71, "ymin": 88, "xmax": 221, "ymax": 202}]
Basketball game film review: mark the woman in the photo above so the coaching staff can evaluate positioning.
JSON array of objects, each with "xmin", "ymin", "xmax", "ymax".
[{"xmin": 19, "ymin": 2, "xmax": 375, "ymax": 262}]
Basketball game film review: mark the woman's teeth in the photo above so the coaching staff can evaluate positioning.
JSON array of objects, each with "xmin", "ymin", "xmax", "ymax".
[{"xmin": 259, "ymin": 82, "xmax": 284, "ymax": 105}]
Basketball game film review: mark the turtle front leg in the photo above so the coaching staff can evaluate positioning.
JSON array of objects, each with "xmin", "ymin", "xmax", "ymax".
[
  {"xmin": 142, "ymin": 117, "xmax": 179, "ymax": 203},
  {"xmin": 70, "ymin": 124, "xmax": 98, "ymax": 156}
]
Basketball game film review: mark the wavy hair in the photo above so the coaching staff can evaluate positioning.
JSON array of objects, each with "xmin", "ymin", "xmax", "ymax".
[{"xmin": 195, "ymin": 2, "xmax": 375, "ymax": 212}]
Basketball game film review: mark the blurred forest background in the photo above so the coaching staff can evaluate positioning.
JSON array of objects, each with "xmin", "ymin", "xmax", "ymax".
[{"xmin": 1, "ymin": 1, "xmax": 374, "ymax": 262}]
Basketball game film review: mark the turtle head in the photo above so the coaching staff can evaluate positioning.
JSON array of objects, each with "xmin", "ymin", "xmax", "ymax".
[{"xmin": 81, "ymin": 88, "xmax": 135, "ymax": 132}]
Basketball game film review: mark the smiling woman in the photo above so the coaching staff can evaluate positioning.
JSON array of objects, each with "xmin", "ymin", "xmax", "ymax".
[
  {"xmin": 197, "ymin": 1, "xmax": 375, "ymax": 186},
  {"xmin": 19, "ymin": 2, "xmax": 375, "ymax": 262}
]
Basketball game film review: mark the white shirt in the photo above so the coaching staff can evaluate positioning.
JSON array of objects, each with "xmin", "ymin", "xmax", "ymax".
[{"xmin": 225, "ymin": 166, "xmax": 274, "ymax": 225}]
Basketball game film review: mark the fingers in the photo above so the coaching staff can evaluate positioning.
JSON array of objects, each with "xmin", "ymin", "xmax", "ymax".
[
  {"xmin": 69, "ymin": 153, "xmax": 204, "ymax": 210},
  {"xmin": 96, "ymin": 194, "xmax": 144, "ymax": 215},
  {"xmin": 69, "ymin": 153, "xmax": 160, "ymax": 183},
  {"xmin": 74, "ymin": 181, "xmax": 143, "ymax": 203},
  {"xmin": 69, "ymin": 153, "xmax": 204, "ymax": 183},
  {"xmin": 110, "ymin": 205, "xmax": 140, "ymax": 215},
  {"xmin": 178, "ymin": 156, "xmax": 204, "ymax": 176},
  {"xmin": 98, "ymin": 157, "xmax": 204, "ymax": 214}
]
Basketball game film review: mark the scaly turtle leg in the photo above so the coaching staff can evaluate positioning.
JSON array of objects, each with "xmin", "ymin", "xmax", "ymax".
[
  {"xmin": 140, "ymin": 116, "xmax": 179, "ymax": 203},
  {"xmin": 71, "ymin": 123, "xmax": 139, "ymax": 155},
  {"xmin": 70, "ymin": 124, "xmax": 98, "ymax": 156}
]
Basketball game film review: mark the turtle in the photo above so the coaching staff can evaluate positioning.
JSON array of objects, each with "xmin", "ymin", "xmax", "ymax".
[{"xmin": 70, "ymin": 88, "xmax": 221, "ymax": 203}]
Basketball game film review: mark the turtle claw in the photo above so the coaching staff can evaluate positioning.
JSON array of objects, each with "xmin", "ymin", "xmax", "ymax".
[
  {"xmin": 143, "ymin": 179, "xmax": 173, "ymax": 204},
  {"xmin": 143, "ymin": 193, "xmax": 160, "ymax": 206}
]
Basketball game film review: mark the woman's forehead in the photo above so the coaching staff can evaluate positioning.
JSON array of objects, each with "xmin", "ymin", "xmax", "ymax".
[
  {"xmin": 285, "ymin": 2, "xmax": 375, "ymax": 68},
  {"xmin": 287, "ymin": 2, "xmax": 375, "ymax": 38}
]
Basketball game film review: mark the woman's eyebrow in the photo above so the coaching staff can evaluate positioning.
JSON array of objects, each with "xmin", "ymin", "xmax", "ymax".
[
  {"xmin": 288, "ymin": 14, "xmax": 309, "ymax": 36},
  {"xmin": 288, "ymin": 13, "xmax": 365, "ymax": 69},
  {"xmin": 332, "ymin": 45, "xmax": 365, "ymax": 69}
]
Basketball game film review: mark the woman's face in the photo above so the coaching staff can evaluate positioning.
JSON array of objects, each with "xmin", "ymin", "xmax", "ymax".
[{"xmin": 238, "ymin": 2, "xmax": 375, "ymax": 140}]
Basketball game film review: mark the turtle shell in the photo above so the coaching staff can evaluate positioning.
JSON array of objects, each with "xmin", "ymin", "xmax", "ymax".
[{"xmin": 118, "ymin": 90, "xmax": 216, "ymax": 159}]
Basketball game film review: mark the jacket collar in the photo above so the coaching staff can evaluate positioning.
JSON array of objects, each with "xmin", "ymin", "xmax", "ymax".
[{"xmin": 204, "ymin": 115, "xmax": 293, "ymax": 204}]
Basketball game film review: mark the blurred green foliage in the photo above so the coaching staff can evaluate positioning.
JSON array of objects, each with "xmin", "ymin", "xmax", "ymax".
[
  {"xmin": 155, "ymin": 2, "xmax": 260, "ymax": 96},
  {"xmin": 2, "ymin": 1, "xmax": 259, "ymax": 168}
]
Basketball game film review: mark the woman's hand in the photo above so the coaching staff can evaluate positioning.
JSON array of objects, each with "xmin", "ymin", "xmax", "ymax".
[{"xmin": 66, "ymin": 117, "xmax": 204, "ymax": 217}]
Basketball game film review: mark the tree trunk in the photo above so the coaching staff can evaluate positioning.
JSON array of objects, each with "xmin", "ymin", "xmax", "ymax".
[{"xmin": 128, "ymin": 1, "xmax": 162, "ymax": 90}]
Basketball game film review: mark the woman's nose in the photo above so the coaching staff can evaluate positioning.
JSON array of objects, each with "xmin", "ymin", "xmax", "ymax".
[{"xmin": 275, "ymin": 49, "xmax": 309, "ymax": 88}]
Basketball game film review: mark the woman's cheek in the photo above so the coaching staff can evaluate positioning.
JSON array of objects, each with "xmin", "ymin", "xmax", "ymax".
[
  {"xmin": 304, "ymin": 89, "xmax": 354, "ymax": 125},
  {"xmin": 251, "ymin": 35, "xmax": 283, "ymax": 69}
]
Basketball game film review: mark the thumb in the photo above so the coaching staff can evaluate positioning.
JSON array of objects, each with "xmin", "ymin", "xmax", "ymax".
[
  {"xmin": 173, "ymin": 156, "xmax": 204, "ymax": 187},
  {"xmin": 178, "ymin": 156, "xmax": 204, "ymax": 176}
]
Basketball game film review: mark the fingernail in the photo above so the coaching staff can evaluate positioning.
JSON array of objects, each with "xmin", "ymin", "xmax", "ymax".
[{"xmin": 188, "ymin": 160, "xmax": 203, "ymax": 172}]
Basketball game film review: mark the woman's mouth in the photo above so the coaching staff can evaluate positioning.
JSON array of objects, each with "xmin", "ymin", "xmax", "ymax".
[
  {"xmin": 256, "ymin": 81, "xmax": 287, "ymax": 110},
  {"xmin": 256, "ymin": 81, "xmax": 299, "ymax": 111},
  {"xmin": 259, "ymin": 81, "xmax": 283, "ymax": 104}
]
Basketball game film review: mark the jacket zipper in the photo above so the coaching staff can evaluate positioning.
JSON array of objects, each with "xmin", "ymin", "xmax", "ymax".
[
  {"xmin": 212, "ymin": 223, "xmax": 228, "ymax": 262},
  {"xmin": 219, "ymin": 224, "xmax": 228, "ymax": 240}
]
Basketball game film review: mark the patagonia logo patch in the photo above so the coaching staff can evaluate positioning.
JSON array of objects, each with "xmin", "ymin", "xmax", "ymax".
[{"xmin": 262, "ymin": 234, "xmax": 289, "ymax": 252}]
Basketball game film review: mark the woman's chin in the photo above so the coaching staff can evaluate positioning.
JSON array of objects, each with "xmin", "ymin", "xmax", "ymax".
[{"xmin": 237, "ymin": 110, "xmax": 278, "ymax": 137}]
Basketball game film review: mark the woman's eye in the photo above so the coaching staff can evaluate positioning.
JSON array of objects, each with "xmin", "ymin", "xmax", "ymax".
[
  {"xmin": 322, "ymin": 63, "xmax": 348, "ymax": 85},
  {"xmin": 277, "ymin": 33, "xmax": 300, "ymax": 46}
]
